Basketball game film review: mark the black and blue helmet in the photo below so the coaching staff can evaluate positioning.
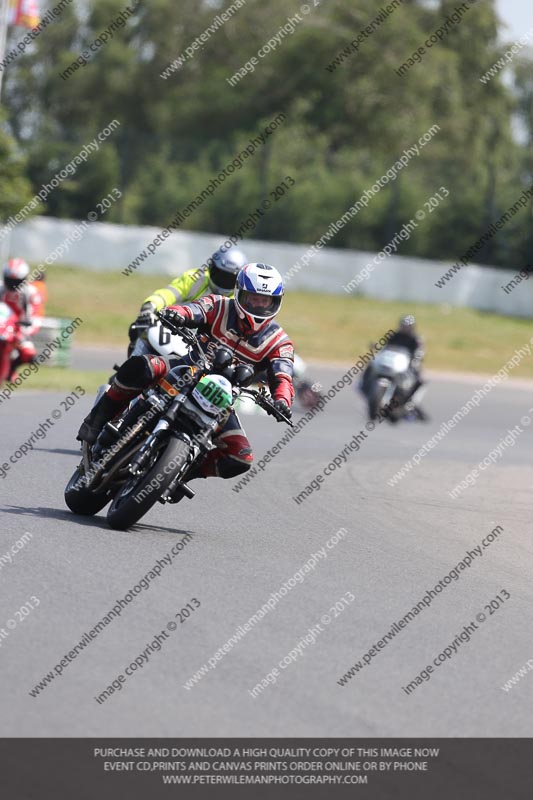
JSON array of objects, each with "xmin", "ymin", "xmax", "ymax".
[{"xmin": 208, "ymin": 246, "xmax": 248, "ymax": 294}]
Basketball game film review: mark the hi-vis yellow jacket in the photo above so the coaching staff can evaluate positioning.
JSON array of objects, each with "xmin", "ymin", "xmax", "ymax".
[{"xmin": 142, "ymin": 267, "xmax": 234, "ymax": 311}]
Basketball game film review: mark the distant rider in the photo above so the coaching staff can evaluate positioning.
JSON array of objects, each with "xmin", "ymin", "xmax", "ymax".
[
  {"xmin": 78, "ymin": 263, "xmax": 294, "ymax": 480},
  {"xmin": 128, "ymin": 246, "xmax": 247, "ymax": 354},
  {"xmin": 386, "ymin": 314, "xmax": 425, "ymax": 395},
  {"xmin": 0, "ymin": 258, "xmax": 43, "ymax": 379},
  {"xmin": 360, "ymin": 314, "xmax": 425, "ymax": 411}
]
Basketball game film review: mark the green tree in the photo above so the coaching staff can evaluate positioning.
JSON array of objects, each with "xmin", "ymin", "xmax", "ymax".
[
  {"xmin": 0, "ymin": 0, "xmax": 530, "ymax": 270},
  {"xmin": 0, "ymin": 111, "xmax": 34, "ymax": 222}
]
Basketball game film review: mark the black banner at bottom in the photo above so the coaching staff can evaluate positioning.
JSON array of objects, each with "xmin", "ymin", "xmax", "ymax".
[{"xmin": 2, "ymin": 738, "xmax": 531, "ymax": 799}]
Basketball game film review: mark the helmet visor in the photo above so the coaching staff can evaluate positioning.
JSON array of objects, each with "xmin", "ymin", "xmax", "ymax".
[
  {"xmin": 237, "ymin": 289, "xmax": 281, "ymax": 318},
  {"xmin": 209, "ymin": 261, "xmax": 238, "ymax": 292}
]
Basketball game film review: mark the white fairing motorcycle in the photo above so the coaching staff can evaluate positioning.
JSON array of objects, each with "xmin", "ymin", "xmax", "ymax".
[
  {"xmin": 362, "ymin": 346, "xmax": 425, "ymax": 422},
  {"xmin": 131, "ymin": 318, "xmax": 189, "ymax": 359},
  {"xmin": 100, "ymin": 318, "xmax": 190, "ymax": 402}
]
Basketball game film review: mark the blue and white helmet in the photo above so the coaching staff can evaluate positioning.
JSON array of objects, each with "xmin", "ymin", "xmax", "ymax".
[{"xmin": 234, "ymin": 263, "xmax": 284, "ymax": 333}]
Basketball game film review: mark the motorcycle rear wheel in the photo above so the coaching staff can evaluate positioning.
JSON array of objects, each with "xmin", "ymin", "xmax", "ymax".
[{"xmin": 106, "ymin": 437, "xmax": 190, "ymax": 530}]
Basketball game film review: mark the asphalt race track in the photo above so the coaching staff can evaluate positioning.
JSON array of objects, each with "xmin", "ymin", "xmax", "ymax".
[{"xmin": 1, "ymin": 361, "xmax": 532, "ymax": 737}]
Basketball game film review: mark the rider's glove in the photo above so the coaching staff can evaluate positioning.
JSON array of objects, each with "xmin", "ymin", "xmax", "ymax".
[
  {"xmin": 19, "ymin": 318, "xmax": 32, "ymax": 327},
  {"xmin": 134, "ymin": 303, "xmax": 156, "ymax": 328},
  {"xmin": 162, "ymin": 309, "xmax": 187, "ymax": 327},
  {"xmin": 129, "ymin": 304, "xmax": 155, "ymax": 342},
  {"xmin": 273, "ymin": 398, "xmax": 292, "ymax": 420}
]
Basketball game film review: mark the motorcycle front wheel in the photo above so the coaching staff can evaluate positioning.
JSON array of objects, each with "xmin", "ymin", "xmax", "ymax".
[
  {"xmin": 106, "ymin": 436, "xmax": 190, "ymax": 531},
  {"xmin": 368, "ymin": 382, "xmax": 387, "ymax": 420},
  {"xmin": 64, "ymin": 466, "xmax": 114, "ymax": 516}
]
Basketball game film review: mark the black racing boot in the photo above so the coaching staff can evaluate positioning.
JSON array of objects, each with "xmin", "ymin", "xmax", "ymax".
[{"xmin": 77, "ymin": 393, "xmax": 124, "ymax": 445}]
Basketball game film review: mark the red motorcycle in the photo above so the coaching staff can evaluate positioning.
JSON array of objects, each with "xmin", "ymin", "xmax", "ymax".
[{"xmin": 0, "ymin": 301, "xmax": 20, "ymax": 384}]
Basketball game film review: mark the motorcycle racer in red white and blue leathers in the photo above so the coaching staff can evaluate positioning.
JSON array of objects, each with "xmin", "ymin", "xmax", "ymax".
[{"xmin": 77, "ymin": 264, "xmax": 295, "ymax": 479}]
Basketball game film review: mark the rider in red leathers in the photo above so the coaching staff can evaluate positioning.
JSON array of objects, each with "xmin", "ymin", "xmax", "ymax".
[
  {"xmin": 1, "ymin": 259, "xmax": 43, "ymax": 379},
  {"xmin": 77, "ymin": 263, "xmax": 294, "ymax": 480}
]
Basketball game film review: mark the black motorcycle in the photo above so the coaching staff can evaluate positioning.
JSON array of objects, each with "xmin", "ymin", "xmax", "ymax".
[{"xmin": 65, "ymin": 314, "xmax": 293, "ymax": 530}]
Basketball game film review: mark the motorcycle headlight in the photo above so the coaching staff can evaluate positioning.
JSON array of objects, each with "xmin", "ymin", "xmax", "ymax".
[
  {"xmin": 234, "ymin": 364, "xmax": 254, "ymax": 387},
  {"xmin": 212, "ymin": 347, "xmax": 233, "ymax": 372}
]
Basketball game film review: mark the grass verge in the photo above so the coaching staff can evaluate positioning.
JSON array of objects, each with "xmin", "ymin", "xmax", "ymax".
[{"xmin": 18, "ymin": 265, "xmax": 533, "ymax": 389}]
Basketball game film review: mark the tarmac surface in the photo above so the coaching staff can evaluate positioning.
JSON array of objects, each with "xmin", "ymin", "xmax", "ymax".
[{"xmin": 0, "ymin": 357, "xmax": 532, "ymax": 736}]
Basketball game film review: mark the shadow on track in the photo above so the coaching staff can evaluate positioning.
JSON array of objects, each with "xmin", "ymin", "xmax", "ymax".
[
  {"xmin": 2, "ymin": 504, "xmax": 107, "ymax": 529},
  {"xmin": 2, "ymin": 504, "xmax": 196, "ymax": 538},
  {"xmin": 33, "ymin": 447, "xmax": 82, "ymax": 456}
]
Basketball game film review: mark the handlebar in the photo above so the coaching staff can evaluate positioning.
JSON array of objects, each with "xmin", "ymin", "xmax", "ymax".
[
  {"xmin": 240, "ymin": 387, "xmax": 294, "ymax": 427},
  {"xmin": 156, "ymin": 310, "xmax": 196, "ymax": 341}
]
